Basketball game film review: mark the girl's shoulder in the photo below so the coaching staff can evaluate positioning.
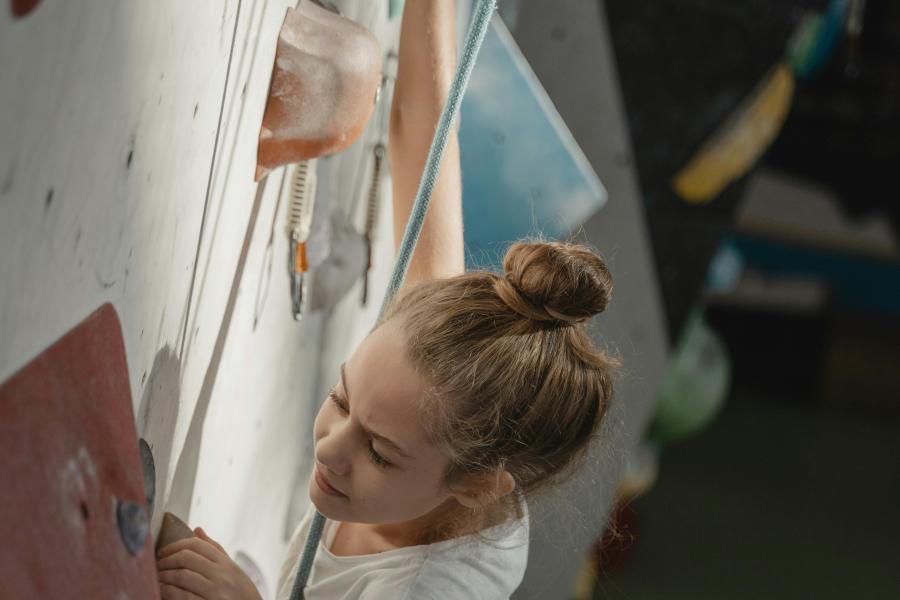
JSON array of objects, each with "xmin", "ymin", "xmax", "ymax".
[
  {"xmin": 428, "ymin": 503, "xmax": 530, "ymax": 558},
  {"xmin": 404, "ymin": 508, "xmax": 530, "ymax": 600},
  {"xmin": 279, "ymin": 503, "xmax": 530, "ymax": 600}
]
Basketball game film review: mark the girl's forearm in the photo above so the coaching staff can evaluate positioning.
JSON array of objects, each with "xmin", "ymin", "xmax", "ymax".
[{"xmin": 389, "ymin": 0, "xmax": 464, "ymax": 282}]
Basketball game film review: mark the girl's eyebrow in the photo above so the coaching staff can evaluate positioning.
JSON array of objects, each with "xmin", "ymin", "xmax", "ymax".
[{"xmin": 340, "ymin": 363, "xmax": 413, "ymax": 460}]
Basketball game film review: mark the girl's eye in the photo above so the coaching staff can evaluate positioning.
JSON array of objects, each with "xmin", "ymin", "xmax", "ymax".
[
  {"xmin": 368, "ymin": 444, "xmax": 392, "ymax": 469},
  {"xmin": 328, "ymin": 390, "xmax": 391, "ymax": 468},
  {"xmin": 328, "ymin": 390, "xmax": 349, "ymax": 413}
]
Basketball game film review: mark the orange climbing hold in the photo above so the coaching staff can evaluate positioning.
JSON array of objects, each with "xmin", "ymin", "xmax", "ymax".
[{"xmin": 255, "ymin": 1, "xmax": 383, "ymax": 180}]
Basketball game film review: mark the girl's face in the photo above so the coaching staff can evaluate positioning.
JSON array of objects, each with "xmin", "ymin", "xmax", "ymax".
[{"xmin": 309, "ymin": 321, "xmax": 454, "ymax": 525}]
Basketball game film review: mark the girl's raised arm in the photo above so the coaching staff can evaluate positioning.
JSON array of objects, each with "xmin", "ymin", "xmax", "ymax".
[{"xmin": 389, "ymin": 0, "xmax": 465, "ymax": 284}]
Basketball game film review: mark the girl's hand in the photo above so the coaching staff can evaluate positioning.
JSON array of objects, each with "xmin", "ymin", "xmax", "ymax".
[{"xmin": 157, "ymin": 527, "xmax": 262, "ymax": 600}]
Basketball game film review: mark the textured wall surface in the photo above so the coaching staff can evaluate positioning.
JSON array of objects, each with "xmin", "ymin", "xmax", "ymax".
[{"xmin": 0, "ymin": 0, "xmax": 396, "ymax": 592}]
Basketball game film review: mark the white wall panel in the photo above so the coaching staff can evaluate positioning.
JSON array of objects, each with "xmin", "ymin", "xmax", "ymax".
[
  {"xmin": 0, "ymin": 1, "xmax": 238, "ymax": 394},
  {"xmin": 0, "ymin": 0, "xmax": 313, "ymax": 591},
  {"xmin": 0, "ymin": 0, "xmax": 243, "ymax": 536},
  {"xmin": 159, "ymin": 0, "xmax": 296, "ymax": 527}
]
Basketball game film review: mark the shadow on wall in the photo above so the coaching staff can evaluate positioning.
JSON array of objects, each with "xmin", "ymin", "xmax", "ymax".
[
  {"xmin": 166, "ymin": 178, "xmax": 270, "ymax": 528},
  {"xmin": 136, "ymin": 345, "xmax": 181, "ymax": 535}
]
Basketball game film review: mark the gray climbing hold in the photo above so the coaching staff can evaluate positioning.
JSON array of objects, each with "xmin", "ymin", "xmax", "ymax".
[
  {"xmin": 138, "ymin": 438, "xmax": 156, "ymax": 518},
  {"xmin": 116, "ymin": 500, "xmax": 149, "ymax": 555}
]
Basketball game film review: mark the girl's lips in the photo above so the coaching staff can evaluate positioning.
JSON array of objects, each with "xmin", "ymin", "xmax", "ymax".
[{"xmin": 315, "ymin": 467, "xmax": 347, "ymax": 498}]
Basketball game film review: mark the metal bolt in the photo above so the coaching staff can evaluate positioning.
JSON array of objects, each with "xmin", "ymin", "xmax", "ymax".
[{"xmin": 116, "ymin": 499, "xmax": 149, "ymax": 555}]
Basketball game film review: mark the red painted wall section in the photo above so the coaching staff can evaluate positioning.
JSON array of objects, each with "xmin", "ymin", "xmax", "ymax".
[
  {"xmin": 0, "ymin": 303, "xmax": 160, "ymax": 599},
  {"xmin": 11, "ymin": 0, "xmax": 41, "ymax": 18}
]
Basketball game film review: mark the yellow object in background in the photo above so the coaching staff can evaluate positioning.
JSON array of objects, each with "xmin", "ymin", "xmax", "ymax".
[
  {"xmin": 571, "ymin": 557, "xmax": 599, "ymax": 600},
  {"xmin": 673, "ymin": 62, "xmax": 795, "ymax": 203}
]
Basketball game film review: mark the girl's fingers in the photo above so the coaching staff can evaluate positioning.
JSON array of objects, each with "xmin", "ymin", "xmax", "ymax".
[
  {"xmin": 158, "ymin": 570, "xmax": 210, "ymax": 598},
  {"xmin": 157, "ymin": 548, "xmax": 216, "ymax": 578},
  {"xmin": 158, "ymin": 537, "xmax": 224, "ymax": 563},
  {"xmin": 194, "ymin": 527, "xmax": 226, "ymax": 554},
  {"xmin": 159, "ymin": 582, "xmax": 205, "ymax": 600}
]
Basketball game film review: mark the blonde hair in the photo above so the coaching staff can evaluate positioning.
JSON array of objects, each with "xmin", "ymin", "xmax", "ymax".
[{"xmin": 383, "ymin": 241, "xmax": 617, "ymax": 541}]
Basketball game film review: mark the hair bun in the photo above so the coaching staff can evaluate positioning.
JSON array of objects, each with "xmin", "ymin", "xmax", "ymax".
[{"xmin": 498, "ymin": 241, "xmax": 612, "ymax": 324}]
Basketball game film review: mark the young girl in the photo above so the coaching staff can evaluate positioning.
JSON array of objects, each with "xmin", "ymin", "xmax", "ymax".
[{"xmin": 156, "ymin": 2, "xmax": 616, "ymax": 599}]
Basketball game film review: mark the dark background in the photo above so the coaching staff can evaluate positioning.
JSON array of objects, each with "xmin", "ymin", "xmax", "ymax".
[{"xmin": 505, "ymin": 0, "xmax": 900, "ymax": 597}]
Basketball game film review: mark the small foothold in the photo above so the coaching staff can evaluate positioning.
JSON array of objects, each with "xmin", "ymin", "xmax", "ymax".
[
  {"xmin": 116, "ymin": 500, "xmax": 149, "ymax": 555},
  {"xmin": 44, "ymin": 188, "xmax": 54, "ymax": 209},
  {"xmin": 138, "ymin": 438, "xmax": 156, "ymax": 517},
  {"xmin": 310, "ymin": 0, "xmax": 340, "ymax": 14}
]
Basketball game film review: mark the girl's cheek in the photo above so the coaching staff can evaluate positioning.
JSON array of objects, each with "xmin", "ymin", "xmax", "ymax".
[{"xmin": 312, "ymin": 403, "xmax": 330, "ymax": 443}]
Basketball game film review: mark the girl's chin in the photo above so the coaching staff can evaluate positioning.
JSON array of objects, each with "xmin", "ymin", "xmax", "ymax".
[{"xmin": 308, "ymin": 480, "xmax": 350, "ymax": 519}]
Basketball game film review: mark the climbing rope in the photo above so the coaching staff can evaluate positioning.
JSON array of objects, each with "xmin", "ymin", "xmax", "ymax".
[{"xmin": 288, "ymin": 1, "xmax": 496, "ymax": 598}]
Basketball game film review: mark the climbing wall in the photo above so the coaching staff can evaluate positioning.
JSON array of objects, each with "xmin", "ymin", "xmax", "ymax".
[{"xmin": 0, "ymin": 0, "xmax": 398, "ymax": 593}]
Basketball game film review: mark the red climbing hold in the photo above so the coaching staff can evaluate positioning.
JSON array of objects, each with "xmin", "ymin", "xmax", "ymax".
[
  {"xmin": 11, "ymin": 0, "xmax": 41, "ymax": 18},
  {"xmin": 0, "ymin": 304, "xmax": 159, "ymax": 599}
]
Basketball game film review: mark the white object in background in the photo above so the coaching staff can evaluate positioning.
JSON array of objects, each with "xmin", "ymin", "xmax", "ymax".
[{"xmin": 235, "ymin": 550, "xmax": 271, "ymax": 600}]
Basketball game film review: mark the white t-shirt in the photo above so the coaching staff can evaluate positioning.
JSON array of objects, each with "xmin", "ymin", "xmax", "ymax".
[{"xmin": 276, "ymin": 504, "xmax": 529, "ymax": 600}]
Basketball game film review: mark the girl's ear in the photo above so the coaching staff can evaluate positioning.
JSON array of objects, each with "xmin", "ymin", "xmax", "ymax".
[{"xmin": 451, "ymin": 470, "xmax": 517, "ymax": 509}]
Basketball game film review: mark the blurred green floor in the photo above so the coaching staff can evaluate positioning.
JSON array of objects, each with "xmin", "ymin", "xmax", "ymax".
[{"xmin": 596, "ymin": 393, "xmax": 900, "ymax": 599}]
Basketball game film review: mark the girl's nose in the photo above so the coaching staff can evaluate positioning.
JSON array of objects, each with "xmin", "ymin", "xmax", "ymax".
[{"xmin": 315, "ymin": 424, "xmax": 351, "ymax": 476}]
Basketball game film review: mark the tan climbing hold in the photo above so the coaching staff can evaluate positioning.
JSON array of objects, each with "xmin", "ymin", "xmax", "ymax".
[
  {"xmin": 155, "ymin": 512, "xmax": 195, "ymax": 555},
  {"xmin": 255, "ymin": 1, "xmax": 383, "ymax": 181}
]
